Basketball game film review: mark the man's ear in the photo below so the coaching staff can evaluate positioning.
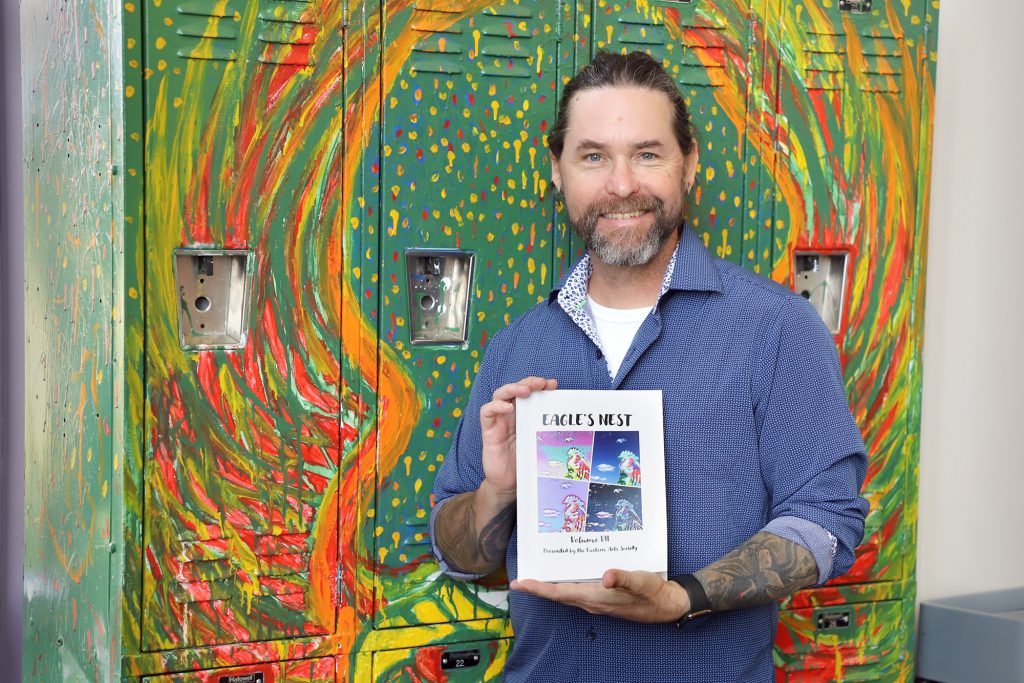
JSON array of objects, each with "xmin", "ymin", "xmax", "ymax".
[
  {"xmin": 683, "ymin": 142, "xmax": 699, "ymax": 193},
  {"xmin": 550, "ymin": 152, "xmax": 562, "ymax": 192}
]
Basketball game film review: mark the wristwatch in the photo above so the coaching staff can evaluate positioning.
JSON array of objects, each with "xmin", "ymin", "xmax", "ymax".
[{"xmin": 669, "ymin": 573, "xmax": 713, "ymax": 624}]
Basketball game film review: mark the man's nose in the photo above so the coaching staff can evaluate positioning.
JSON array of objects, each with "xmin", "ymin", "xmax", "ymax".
[{"xmin": 605, "ymin": 159, "xmax": 639, "ymax": 197}]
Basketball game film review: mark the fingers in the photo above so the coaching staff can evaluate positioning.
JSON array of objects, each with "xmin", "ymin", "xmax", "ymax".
[
  {"xmin": 514, "ymin": 572, "xmax": 685, "ymax": 623},
  {"xmin": 516, "ymin": 575, "xmax": 627, "ymax": 598},
  {"xmin": 513, "ymin": 579, "xmax": 592, "ymax": 608},
  {"xmin": 513, "ymin": 578, "xmax": 631, "ymax": 618},
  {"xmin": 510, "ymin": 578, "xmax": 561, "ymax": 601},
  {"xmin": 482, "ymin": 377, "xmax": 557, "ymax": 425},
  {"xmin": 491, "ymin": 376, "xmax": 557, "ymax": 403},
  {"xmin": 480, "ymin": 399, "xmax": 516, "ymax": 422}
]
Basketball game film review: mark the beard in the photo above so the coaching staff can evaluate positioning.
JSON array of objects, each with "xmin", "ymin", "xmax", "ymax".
[{"xmin": 568, "ymin": 194, "xmax": 682, "ymax": 267}]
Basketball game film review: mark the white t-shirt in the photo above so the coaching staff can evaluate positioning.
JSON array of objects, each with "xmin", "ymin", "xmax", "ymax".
[{"xmin": 587, "ymin": 296, "xmax": 652, "ymax": 378}]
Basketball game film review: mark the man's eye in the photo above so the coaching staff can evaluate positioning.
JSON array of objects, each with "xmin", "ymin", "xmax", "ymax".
[
  {"xmin": 639, "ymin": 152, "xmax": 657, "ymax": 161},
  {"xmin": 584, "ymin": 153, "xmax": 603, "ymax": 162}
]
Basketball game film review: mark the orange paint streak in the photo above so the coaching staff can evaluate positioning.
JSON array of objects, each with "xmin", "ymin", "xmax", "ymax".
[
  {"xmin": 307, "ymin": 466, "xmax": 339, "ymax": 630},
  {"xmin": 44, "ymin": 512, "xmax": 90, "ymax": 583},
  {"xmin": 334, "ymin": 606, "xmax": 360, "ymax": 681}
]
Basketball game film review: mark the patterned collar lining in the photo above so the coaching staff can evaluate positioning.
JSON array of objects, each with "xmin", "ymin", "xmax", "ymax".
[{"xmin": 556, "ymin": 250, "xmax": 677, "ymax": 352}]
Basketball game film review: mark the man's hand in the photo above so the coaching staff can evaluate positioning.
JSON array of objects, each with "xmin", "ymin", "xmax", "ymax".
[
  {"xmin": 433, "ymin": 377, "xmax": 557, "ymax": 576},
  {"xmin": 479, "ymin": 376, "xmax": 557, "ymax": 499},
  {"xmin": 511, "ymin": 532, "xmax": 818, "ymax": 622},
  {"xmin": 510, "ymin": 569, "xmax": 690, "ymax": 623}
]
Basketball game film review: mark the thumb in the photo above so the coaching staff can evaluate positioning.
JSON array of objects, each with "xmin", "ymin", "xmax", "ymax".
[{"xmin": 602, "ymin": 568, "xmax": 630, "ymax": 590}]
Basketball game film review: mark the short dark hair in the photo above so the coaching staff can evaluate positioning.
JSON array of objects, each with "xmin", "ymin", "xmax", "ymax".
[{"xmin": 547, "ymin": 51, "xmax": 696, "ymax": 159}]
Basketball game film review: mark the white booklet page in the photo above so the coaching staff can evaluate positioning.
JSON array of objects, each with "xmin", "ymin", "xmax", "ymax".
[{"xmin": 515, "ymin": 389, "xmax": 667, "ymax": 582}]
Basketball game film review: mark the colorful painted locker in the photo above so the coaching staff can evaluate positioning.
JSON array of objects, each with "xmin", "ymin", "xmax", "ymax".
[
  {"xmin": 21, "ymin": 0, "xmax": 938, "ymax": 680},
  {"xmin": 766, "ymin": 2, "xmax": 937, "ymax": 679}
]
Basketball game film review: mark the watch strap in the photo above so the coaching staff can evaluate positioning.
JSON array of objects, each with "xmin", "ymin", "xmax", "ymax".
[{"xmin": 669, "ymin": 573, "xmax": 713, "ymax": 624}]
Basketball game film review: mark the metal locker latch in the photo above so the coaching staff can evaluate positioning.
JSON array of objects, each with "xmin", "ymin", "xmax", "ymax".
[
  {"xmin": 173, "ymin": 249, "xmax": 253, "ymax": 350},
  {"xmin": 405, "ymin": 249, "xmax": 474, "ymax": 345},
  {"xmin": 793, "ymin": 252, "xmax": 849, "ymax": 335}
]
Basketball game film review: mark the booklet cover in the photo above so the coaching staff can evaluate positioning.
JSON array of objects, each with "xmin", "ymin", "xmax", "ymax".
[{"xmin": 515, "ymin": 390, "xmax": 667, "ymax": 582}]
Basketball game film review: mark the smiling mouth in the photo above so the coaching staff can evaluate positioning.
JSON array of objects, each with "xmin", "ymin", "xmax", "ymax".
[{"xmin": 601, "ymin": 210, "xmax": 649, "ymax": 220}]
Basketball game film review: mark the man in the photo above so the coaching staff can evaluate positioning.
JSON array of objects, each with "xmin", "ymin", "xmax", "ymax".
[{"xmin": 430, "ymin": 51, "xmax": 868, "ymax": 682}]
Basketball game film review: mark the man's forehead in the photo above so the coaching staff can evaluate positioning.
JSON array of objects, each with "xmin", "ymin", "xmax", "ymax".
[
  {"xmin": 567, "ymin": 84, "xmax": 673, "ymax": 110},
  {"xmin": 562, "ymin": 85, "xmax": 678, "ymax": 147}
]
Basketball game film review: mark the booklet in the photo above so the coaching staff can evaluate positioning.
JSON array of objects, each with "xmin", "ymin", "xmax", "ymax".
[{"xmin": 515, "ymin": 389, "xmax": 667, "ymax": 582}]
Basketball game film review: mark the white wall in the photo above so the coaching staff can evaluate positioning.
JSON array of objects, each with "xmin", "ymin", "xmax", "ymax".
[{"xmin": 918, "ymin": 0, "xmax": 1024, "ymax": 604}]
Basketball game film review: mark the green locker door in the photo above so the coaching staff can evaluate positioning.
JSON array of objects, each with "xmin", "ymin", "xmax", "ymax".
[
  {"xmin": 372, "ymin": 0, "xmax": 566, "ymax": 628},
  {"xmin": 141, "ymin": 0, "xmax": 345, "ymax": 649},
  {"xmin": 768, "ymin": 1, "xmax": 932, "ymax": 678},
  {"xmin": 776, "ymin": 601, "xmax": 906, "ymax": 680},
  {"xmin": 592, "ymin": 0, "xmax": 755, "ymax": 267},
  {"xmin": 766, "ymin": 0, "xmax": 851, "ymax": 265},
  {"xmin": 766, "ymin": 0, "xmax": 929, "ymax": 587},
  {"xmin": 834, "ymin": 0, "xmax": 930, "ymax": 589}
]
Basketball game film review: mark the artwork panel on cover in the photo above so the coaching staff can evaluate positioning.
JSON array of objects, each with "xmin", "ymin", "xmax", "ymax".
[{"xmin": 516, "ymin": 390, "xmax": 667, "ymax": 583}]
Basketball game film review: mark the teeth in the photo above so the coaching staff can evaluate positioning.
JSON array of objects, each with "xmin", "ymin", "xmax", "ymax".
[{"xmin": 603, "ymin": 210, "xmax": 646, "ymax": 219}]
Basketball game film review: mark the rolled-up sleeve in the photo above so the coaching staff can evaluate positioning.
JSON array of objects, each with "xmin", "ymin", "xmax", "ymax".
[{"xmin": 754, "ymin": 296, "xmax": 870, "ymax": 582}]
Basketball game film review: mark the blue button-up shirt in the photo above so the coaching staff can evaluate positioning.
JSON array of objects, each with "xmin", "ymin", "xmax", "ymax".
[{"xmin": 430, "ymin": 226, "xmax": 869, "ymax": 682}]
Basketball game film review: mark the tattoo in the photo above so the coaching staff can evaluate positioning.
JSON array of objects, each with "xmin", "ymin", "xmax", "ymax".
[
  {"xmin": 693, "ymin": 531, "xmax": 818, "ymax": 612},
  {"xmin": 434, "ymin": 492, "xmax": 516, "ymax": 575}
]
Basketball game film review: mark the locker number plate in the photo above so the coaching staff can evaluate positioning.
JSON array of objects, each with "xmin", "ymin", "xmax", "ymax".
[
  {"xmin": 441, "ymin": 649, "xmax": 481, "ymax": 670},
  {"xmin": 816, "ymin": 610, "xmax": 852, "ymax": 631},
  {"xmin": 839, "ymin": 0, "xmax": 872, "ymax": 11},
  {"xmin": 219, "ymin": 673, "xmax": 264, "ymax": 683}
]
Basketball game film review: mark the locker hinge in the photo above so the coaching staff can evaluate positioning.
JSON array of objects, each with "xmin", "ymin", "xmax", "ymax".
[
  {"xmin": 555, "ymin": 0, "xmax": 564, "ymax": 42},
  {"xmin": 335, "ymin": 564, "xmax": 345, "ymax": 604},
  {"xmin": 341, "ymin": 0, "xmax": 350, "ymax": 30}
]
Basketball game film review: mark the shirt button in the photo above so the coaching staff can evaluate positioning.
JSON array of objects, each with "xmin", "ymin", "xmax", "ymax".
[
  {"xmin": 595, "ymin": 349, "xmax": 603, "ymax": 359},
  {"xmin": 585, "ymin": 627, "xmax": 597, "ymax": 641}
]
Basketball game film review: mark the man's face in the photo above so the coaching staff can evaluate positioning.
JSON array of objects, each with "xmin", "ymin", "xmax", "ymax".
[{"xmin": 550, "ymin": 86, "xmax": 698, "ymax": 268}]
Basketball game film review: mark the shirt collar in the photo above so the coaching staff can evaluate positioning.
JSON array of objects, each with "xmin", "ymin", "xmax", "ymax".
[{"xmin": 667, "ymin": 224, "xmax": 724, "ymax": 294}]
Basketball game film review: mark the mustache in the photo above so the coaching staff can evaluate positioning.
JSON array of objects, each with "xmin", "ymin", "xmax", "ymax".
[{"xmin": 582, "ymin": 196, "xmax": 663, "ymax": 219}]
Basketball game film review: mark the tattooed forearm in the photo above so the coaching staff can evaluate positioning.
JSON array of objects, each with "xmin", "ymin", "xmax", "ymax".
[
  {"xmin": 434, "ymin": 492, "xmax": 516, "ymax": 575},
  {"xmin": 693, "ymin": 531, "xmax": 818, "ymax": 612}
]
